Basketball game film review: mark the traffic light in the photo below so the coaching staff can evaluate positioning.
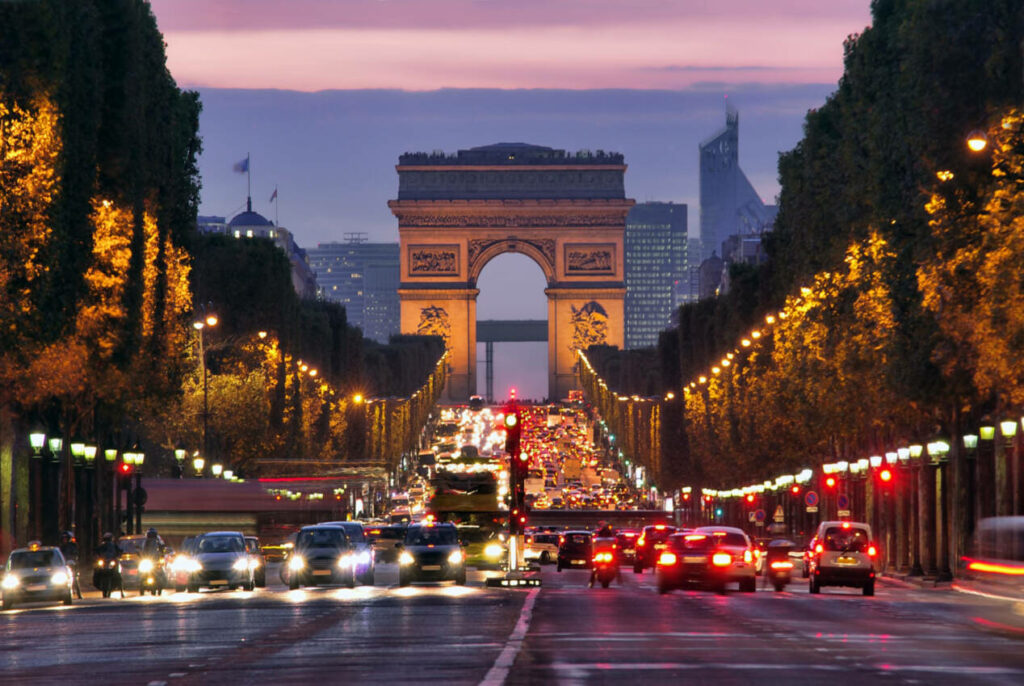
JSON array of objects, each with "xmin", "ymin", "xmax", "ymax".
[
  {"xmin": 118, "ymin": 461, "xmax": 133, "ymax": 486},
  {"xmin": 745, "ymin": 494, "xmax": 755, "ymax": 504},
  {"xmin": 825, "ymin": 476, "xmax": 837, "ymax": 489},
  {"xmin": 879, "ymin": 469, "xmax": 893, "ymax": 483},
  {"xmin": 791, "ymin": 485, "xmax": 801, "ymax": 496},
  {"xmin": 510, "ymin": 507, "xmax": 522, "ymax": 535}
]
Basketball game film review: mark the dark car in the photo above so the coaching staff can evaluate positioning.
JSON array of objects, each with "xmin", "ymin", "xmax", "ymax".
[
  {"xmin": 633, "ymin": 524, "xmax": 678, "ymax": 573},
  {"xmin": 399, "ymin": 522, "xmax": 466, "ymax": 586},
  {"xmin": 656, "ymin": 528, "xmax": 756, "ymax": 594},
  {"xmin": 365, "ymin": 525, "xmax": 407, "ymax": 563},
  {"xmin": 186, "ymin": 531, "xmax": 254, "ymax": 592},
  {"xmin": 615, "ymin": 530, "xmax": 639, "ymax": 564},
  {"xmin": 557, "ymin": 531, "xmax": 593, "ymax": 571},
  {"xmin": 288, "ymin": 525, "xmax": 354, "ymax": 589},
  {"xmin": 322, "ymin": 521, "xmax": 375, "ymax": 585}
]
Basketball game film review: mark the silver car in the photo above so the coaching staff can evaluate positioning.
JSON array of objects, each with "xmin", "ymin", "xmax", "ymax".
[
  {"xmin": 186, "ymin": 531, "xmax": 254, "ymax": 592},
  {"xmin": 808, "ymin": 521, "xmax": 877, "ymax": 596}
]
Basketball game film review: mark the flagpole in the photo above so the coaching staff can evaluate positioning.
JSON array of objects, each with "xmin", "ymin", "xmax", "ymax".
[
  {"xmin": 247, "ymin": 151, "xmax": 251, "ymax": 201},
  {"xmin": 275, "ymin": 186, "xmax": 279, "ymax": 227}
]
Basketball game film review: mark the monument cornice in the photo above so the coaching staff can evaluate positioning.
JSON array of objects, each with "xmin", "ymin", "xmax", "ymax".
[{"xmin": 396, "ymin": 164, "xmax": 627, "ymax": 173}]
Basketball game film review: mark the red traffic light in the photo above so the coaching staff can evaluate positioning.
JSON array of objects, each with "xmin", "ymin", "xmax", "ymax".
[
  {"xmin": 119, "ymin": 463, "xmax": 132, "ymax": 475},
  {"xmin": 518, "ymin": 451, "xmax": 528, "ymax": 463},
  {"xmin": 745, "ymin": 494, "xmax": 755, "ymax": 503},
  {"xmin": 879, "ymin": 469, "xmax": 893, "ymax": 483},
  {"xmin": 682, "ymin": 493, "xmax": 690, "ymax": 501},
  {"xmin": 791, "ymin": 485, "xmax": 801, "ymax": 495},
  {"xmin": 825, "ymin": 476, "xmax": 836, "ymax": 488}
]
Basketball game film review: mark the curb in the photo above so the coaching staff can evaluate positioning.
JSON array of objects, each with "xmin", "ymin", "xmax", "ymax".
[{"xmin": 879, "ymin": 573, "xmax": 952, "ymax": 590}]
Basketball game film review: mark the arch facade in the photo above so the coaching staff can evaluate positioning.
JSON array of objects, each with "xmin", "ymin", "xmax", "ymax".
[{"xmin": 389, "ymin": 143, "xmax": 633, "ymax": 401}]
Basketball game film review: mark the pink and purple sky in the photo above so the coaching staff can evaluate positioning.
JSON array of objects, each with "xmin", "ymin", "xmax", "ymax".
[
  {"xmin": 152, "ymin": 0, "xmax": 870, "ymax": 92},
  {"xmin": 148, "ymin": 0, "xmax": 874, "ymax": 400}
]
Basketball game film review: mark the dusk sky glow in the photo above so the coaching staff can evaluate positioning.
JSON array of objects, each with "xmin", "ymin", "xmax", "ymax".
[{"xmin": 152, "ymin": 0, "xmax": 871, "ymax": 91}]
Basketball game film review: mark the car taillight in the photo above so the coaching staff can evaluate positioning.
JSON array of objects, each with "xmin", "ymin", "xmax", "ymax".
[
  {"xmin": 712, "ymin": 552, "xmax": 732, "ymax": 567},
  {"xmin": 637, "ymin": 537, "xmax": 646, "ymax": 547},
  {"xmin": 867, "ymin": 545, "xmax": 877, "ymax": 557},
  {"xmin": 743, "ymin": 550, "xmax": 753, "ymax": 564},
  {"xmin": 815, "ymin": 544, "xmax": 823, "ymax": 554},
  {"xmin": 770, "ymin": 561, "xmax": 794, "ymax": 570},
  {"xmin": 593, "ymin": 552, "xmax": 613, "ymax": 563},
  {"xmin": 658, "ymin": 552, "xmax": 677, "ymax": 566}
]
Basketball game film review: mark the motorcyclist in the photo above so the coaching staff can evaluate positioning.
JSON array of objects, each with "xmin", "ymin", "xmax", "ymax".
[
  {"xmin": 93, "ymin": 532, "xmax": 124, "ymax": 598},
  {"xmin": 142, "ymin": 528, "xmax": 165, "ymax": 558},
  {"xmin": 590, "ymin": 524, "xmax": 619, "ymax": 587},
  {"xmin": 95, "ymin": 531, "xmax": 121, "ymax": 559}
]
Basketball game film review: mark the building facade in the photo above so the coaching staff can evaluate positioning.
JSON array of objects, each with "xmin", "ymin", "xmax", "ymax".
[
  {"xmin": 305, "ymin": 238, "xmax": 401, "ymax": 343},
  {"xmin": 624, "ymin": 202, "xmax": 688, "ymax": 349}
]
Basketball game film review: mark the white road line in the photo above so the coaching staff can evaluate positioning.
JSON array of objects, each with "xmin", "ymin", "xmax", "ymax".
[{"xmin": 479, "ymin": 587, "xmax": 540, "ymax": 686}]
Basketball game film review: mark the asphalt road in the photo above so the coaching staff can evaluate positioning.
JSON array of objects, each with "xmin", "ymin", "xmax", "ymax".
[{"xmin": 2, "ymin": 563, "xmax": 1023, "ymax": 685}]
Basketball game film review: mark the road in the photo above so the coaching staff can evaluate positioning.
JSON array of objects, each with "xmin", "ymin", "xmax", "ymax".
[{"xmin": 3, "ymin": 565, "xmax": 1023, "ymax": 685}]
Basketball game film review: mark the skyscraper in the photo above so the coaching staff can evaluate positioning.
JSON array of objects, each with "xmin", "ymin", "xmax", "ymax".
[
  {"xmin": 624, "ymin": 202, "xmax": 687, "ymax": 349},
  {"xmin": 699, "ymin": 105, "xmax": 777, "ymax": 262},
  {"xmin": 305, "ymin": 236, "xmax": 400, "ymax": 343}
]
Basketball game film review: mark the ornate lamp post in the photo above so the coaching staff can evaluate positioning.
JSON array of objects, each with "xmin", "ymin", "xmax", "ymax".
[
  {"xmin": 27, "ymin": 430, "xmax": 45, "ymax": 540},
  {"xmin": 192, "ymin": 455, "xmax": 205, "ymax": 478},
  {"xmin": 928, "ymin": 438, "xmax": 951, "ymax": 580},
  {"xmin": 133, "ymin": 450, "xmax": 145, "ymax": 535},
  {"xmin": 1001, "ymin": 420, "xmax": 1019, "ymax": 517},
  {"xmin": 193, "ymin": 305, "xmax": 219, "ymax": 467},
  {"xmin": 908, "ymin": 443, "xmax": 924, "ymax": 576},
  {"xmin": 174, "ymin": 445, "xmax": 187, "ymax": 479}
]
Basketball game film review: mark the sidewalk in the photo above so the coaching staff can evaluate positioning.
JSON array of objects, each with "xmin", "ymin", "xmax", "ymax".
[{"xmin": 879, "ymin": 570, "xmax": 953, "ymax": 589}]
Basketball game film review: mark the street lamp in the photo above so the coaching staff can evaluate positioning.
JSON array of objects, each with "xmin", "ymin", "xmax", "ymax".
[
  {"xmin": 211, "ymin": 463, "xmax": 223, "ymax": 478},
  {"xmin": 967, "ymin": 129, "xmax": 988, "ymax": 152},
  {"xmin": 29, "ymin": 430, "xmax": 45, "ymax": 456},
  {"xmin": 193, "ymin": 304, "xmax": 219, "ymax": 467},
  {"xmin": 192, "ymin": 455, "xmax": 205, "ymax": 477}
]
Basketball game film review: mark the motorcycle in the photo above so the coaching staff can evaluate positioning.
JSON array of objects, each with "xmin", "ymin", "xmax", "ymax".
[
  {"xmin": 763, "ymin": 539, "xmax": 796, "ymax": 592},
  {"xmin": 590, "ymin": 538, "xmax": 619, "ymax": 588},
  {"xmin": 138, "ymin": 556, "xmax": 167, "ymax": 596},
  {"xmin": 93, "ymin": 557, "xmax": 124, "ymax": 598}
]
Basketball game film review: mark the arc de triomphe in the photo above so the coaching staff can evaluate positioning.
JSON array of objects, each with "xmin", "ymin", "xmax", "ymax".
[{"xmin": 389, "ymin": 143, "xmax": 633, "ymax": 401}]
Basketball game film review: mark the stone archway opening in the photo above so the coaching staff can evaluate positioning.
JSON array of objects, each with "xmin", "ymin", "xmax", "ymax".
[{"xmin": 476, "ymin": 252, "xmax": 548, "ymax": 403}]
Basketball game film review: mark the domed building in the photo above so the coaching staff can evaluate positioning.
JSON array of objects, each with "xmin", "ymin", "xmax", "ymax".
[{"xmin": 197, "ymin": 198, "xmax": 318, "ymax": 300}]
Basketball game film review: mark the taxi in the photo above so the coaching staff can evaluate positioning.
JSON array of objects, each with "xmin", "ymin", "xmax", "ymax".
[{"xmin": 2, "ymin": 542, "xmax": 74, "ymax": 610}]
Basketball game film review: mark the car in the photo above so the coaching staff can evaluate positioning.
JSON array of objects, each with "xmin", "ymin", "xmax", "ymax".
[
  {"xmin": 525, "ymin": 532, "xmax": 559, "ymax": 565},
  {"xmin": 2, "ymin": 543, "xmax": 74, "ymax": 610},
  {"xmin": 116, "ymin": 534, "xmax": 166, "ymax": 590},
  {"xmin": 321, "ymin": 521, "xmax": 375, "ymax": 585},
  {"xmin": 655, "ymin": 527, "xmax": 757, "ymax": 594},
  {"xmin": 186, "ymin": 531, "xmax": 254, "ymax": 592},
  {"xmin": 398, "ymin": 522, "xmax": 466, "ymax": 585},
  {"xmin": 633, "ymin": 524, "xmax": 678, "ymax": 573},
  {"xmin": 287, "ymin": 525, "xmax": 355, "ymax": 589},
  {"xmin": 808, "ymin": 521, "xmax": 877, "ymax": 596},
  {"xmin": 458, "ymin": 525, "xmax": 506, "ymax": 569},
  {"xmin": 245, "ymin": 536, "xmax": 267, "ymax": 587},
  {"xmin": 959, "ymin": 516, "xmax": 1024, "ymax": 631},
  {"xmin": 615, "ymin": 530, "xmax": 639, "ymax": 564},
  {"xmin": 557, "ymin": 530, "xmax": 593, "ymax": 571},
  {"xmin": 170, "ymin": 536, "xmax": 199, "ymax": 592},
  {"xmin": 365, "ymin": 524, "xmax": 407, "ymax": 563},
  {"xmin": 261, "ymin": 533, "xmax": 296, "ymax": 563}
]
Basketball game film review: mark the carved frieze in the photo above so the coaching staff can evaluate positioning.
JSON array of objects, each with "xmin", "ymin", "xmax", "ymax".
[
  {"xmin": 395, "ymin": 213, "xmax": 625, "ymax": 228},
  {"xmin": 408, "ymin": 244, "xmax": 459, "ymax": 277},
  {"xmin": 569, "ymin": 301, "xmax": 609, "ymax": 355},
  {"xmin": 416, "ymin": 305, "xmax": 451, "ymax": 345},
  {"xmin": 564, "ymin": 243, "xmax": 615, "ymax": 275}
]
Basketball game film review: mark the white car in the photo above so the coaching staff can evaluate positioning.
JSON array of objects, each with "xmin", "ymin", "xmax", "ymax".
[{"xmin": 524, "ymin": 532, "xmax": 560, "ymax": 564}]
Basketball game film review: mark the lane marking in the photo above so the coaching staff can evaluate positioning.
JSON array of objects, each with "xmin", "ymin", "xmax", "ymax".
[{"xmin": 479, "ymin": 587, "xmax": 539, "ymax": 686}]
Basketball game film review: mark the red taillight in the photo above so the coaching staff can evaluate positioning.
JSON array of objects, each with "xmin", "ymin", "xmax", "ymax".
[
  {"xmin": 743, "ymin": 550, "xmax": 753, "ymax": 564},
  {"xmin": 559, "ymin": 536, "xmax": 565, "ymax": 545},
  {"xmin": 770, "ymin": 561, "xmax": 794, "ymax": 570},
  {"xmin": 658, "ymin": 552, "xmax": 677, "ymax": 566},
  {"xmin": 867, "ymin": 545, "xmax": 877, "ymax": 557},
  {"xmin": 593, "ymin": 552, "xmax": 613, "ymax": 563},
  {"xmin": 842, "ymin": 522, "xmax": 851, "ymax": 529},
  {"xmin": 815, "ymin": 544, "xmax": 823, "ymax": 554},
  {"xmin": 712, "ymin": 552, "xmax": 732, "ymax": 567},
  {"xmin": 526, "ymin": 536, "xmax": 532, "ymax": 544}
]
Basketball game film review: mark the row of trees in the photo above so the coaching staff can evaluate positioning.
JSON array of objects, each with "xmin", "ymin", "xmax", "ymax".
[{"xmin": 582, "ymin": 0, "xmax": 1024, "ymax": 492}]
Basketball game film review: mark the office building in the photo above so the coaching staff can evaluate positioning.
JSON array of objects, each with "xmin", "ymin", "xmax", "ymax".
[
  {"xmin": 624, "ymin": 202, "xmax": 688, "ymax": 349},
  {"xmin": 305, "ymin": 236, "xmax": 400, "ymax": 343}
]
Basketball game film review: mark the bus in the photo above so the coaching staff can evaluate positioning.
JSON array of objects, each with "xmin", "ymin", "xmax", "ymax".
[{"xmin": 428, "ymin": 469, "xmax": 499, "ymax": 514}]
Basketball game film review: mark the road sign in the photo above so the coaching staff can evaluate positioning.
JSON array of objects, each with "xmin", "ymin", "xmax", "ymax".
[
  {"xmin": 773, "ymin": 505, "xmax": 785, "ymax": 523},
  {"xmin": 805, "ymin": 491, "xmax": 819, "ymax": 507},
  {"xmin": 838, "ymin": 510, "xmax": 851, "ymax": 517},
  {"xmin": 837, "ymin": 493, "xmax": 850, "ymax": 510},
  {"xmin": 748, "ymin": 511, "xmax": 756, "ymax": 522},
  {"xmin": 754, "ymin": 508, "xmax": 766, "ymax": 523},
  {"xmin": 806, "ymin": 506, "xmax": 819, "ymax": 513}
]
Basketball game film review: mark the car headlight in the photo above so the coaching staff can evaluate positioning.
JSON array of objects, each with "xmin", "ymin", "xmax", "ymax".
[
  {"xmin": 448, "ymin": 550, "xmax": 464, "ymax": 565},
  {"xmin": 288, "ymin": 555, "xmax": 306, "ymax": 571},
  {"xmin": 2, "ymin": 574, "xmax": 19, "ymax": 590},
  {"xmin": 51, "ymin": 571, "xmax": 69, "ymax": 585},
  {"xmin": 338, "ymin": 554, "xmax": 352, "ymax": 569},
  {"xmin": 356, "ymin": 551, "xmax": 371, "ymax": 566},
  {"xmin": 399, "ymin": 551, "xmax": 415, "ymax": 566},
  {"xmin": 233, "ymin": 557, "xmax": 250, "ymax": 572},
  {"xmin": 484, "ymin": 543, "xmax": 503, "ymax": 559},
  {"xmin": 138, "ymin": 559, "xmax": 154, "ymax": 574}
]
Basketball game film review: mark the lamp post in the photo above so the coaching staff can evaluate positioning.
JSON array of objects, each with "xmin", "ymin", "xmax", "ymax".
[
  {"xmin": 928, "ymin": 438, "xmax": 951, "ymax": 580},
  {"xmin": 896, "ymin": 447, "xmax": 911, "ymax": 571},
  {"xmin": 908, "ymin": 443, "xmax": 924, "ymax": 576},
  {"xmin": 28, "ymin": 430, "xmax": 45, "ymax": 540},
  {"xmin": 133, "ymin": 450, "xmax": 145, "ymax": 535},
  {"xmin": 193, "ymin": 305, "xmax": 219, "ymax": 467},
  {"xmin": 174, "ymin": 445, "xmax": 186, "ymax": 479},
  {"xmin": 193, "ymin": 455, "xmax": 205, "ymax": 478}
]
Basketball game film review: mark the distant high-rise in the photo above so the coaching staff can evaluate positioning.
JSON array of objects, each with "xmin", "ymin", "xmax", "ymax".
[
  {"xmin": 624, "ymin": 202, "xmax": 687, "ymax": 349},
  {"xmin": 699, "ymin": 106, "xmax": 777, "ymax": 262},
  {"xmin": 305, "ymin": 236, "xmax": 400, "ymax": 343}
]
